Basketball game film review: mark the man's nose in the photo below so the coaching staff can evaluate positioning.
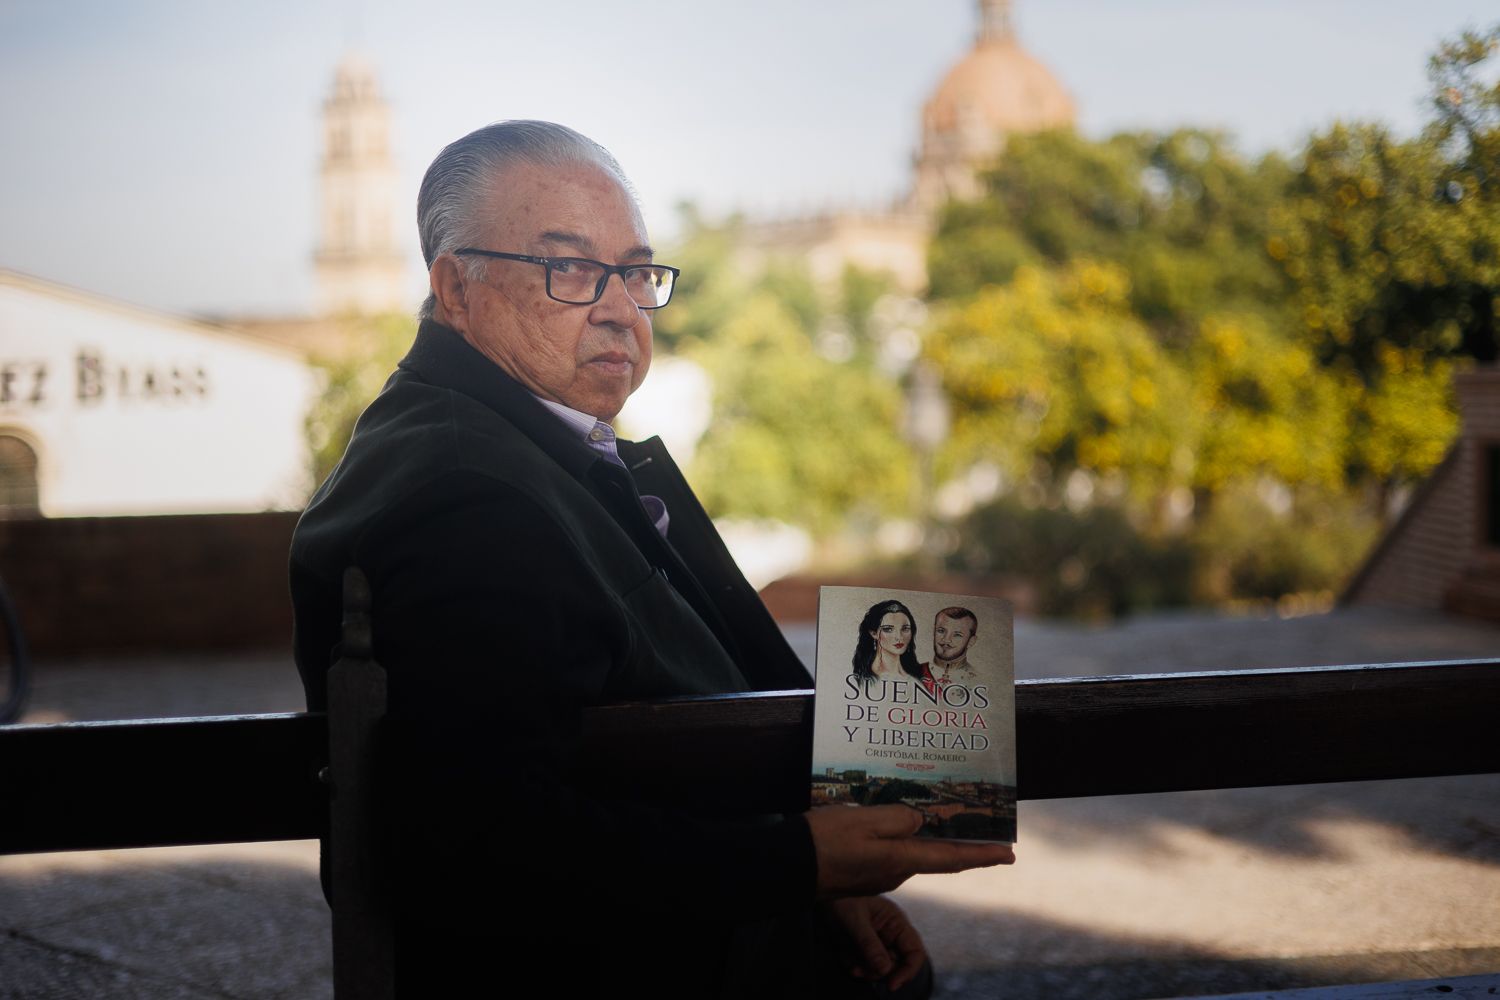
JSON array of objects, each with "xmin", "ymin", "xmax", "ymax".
[{"xmin": 590, "ymin": 272, "xmax": 643, "ymax": 326}]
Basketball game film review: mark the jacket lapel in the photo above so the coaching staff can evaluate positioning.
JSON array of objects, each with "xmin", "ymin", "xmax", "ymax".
[
  {"xmin": 621, "ymin": 438, "xmax": 812, "ymax": 692},
  {"xmin": 398, "ymin": 320, "xmax": 746, "ymax": 666}
]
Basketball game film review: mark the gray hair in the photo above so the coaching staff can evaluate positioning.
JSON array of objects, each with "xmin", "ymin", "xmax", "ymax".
[{"xmin": 416, "ymin": 120, "xmax": 635, "ymax": 319}]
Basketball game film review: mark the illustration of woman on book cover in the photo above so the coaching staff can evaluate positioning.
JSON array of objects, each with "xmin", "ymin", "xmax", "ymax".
[{"xmin": 851, "ymin": 599, "xmax": 926, "ymax": 681}]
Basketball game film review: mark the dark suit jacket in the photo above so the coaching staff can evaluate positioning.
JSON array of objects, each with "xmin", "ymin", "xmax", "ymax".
[{"xmin": 290, "ymin": 320, "xmax": 817, "ymax": 993}]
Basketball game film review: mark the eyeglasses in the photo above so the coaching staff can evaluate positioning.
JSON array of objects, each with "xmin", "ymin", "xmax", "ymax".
[{"xmin": 454, "ymin": 249, "xmax": 680, "ymax": 309}]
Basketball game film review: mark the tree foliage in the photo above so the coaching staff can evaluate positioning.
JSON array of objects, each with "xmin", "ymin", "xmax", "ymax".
[
  {"xmin": 304, "ymin": 313, "xmax": 414, "ymax": 487},
  {"xmin": 1271, "ymin": 125, "xmax": 1496, "ymax": 368},
  {"xmin": 683, "ymin": 273, "xmax": 915, "ymax": 534},
  {"xmin": 926, "ymin": 262, "xmax": 1187, "ymax": 506},
  {"xmin": 1188, "ymin": 315, "xmax": 1348, "ymax": 493},
  {"xmin": 930, "ymin": 129, "xmax": 1292, "ymax": 331},
  {"xmin": 920, "ymin": 24, "xmax": 1498, "ymax": 612}
]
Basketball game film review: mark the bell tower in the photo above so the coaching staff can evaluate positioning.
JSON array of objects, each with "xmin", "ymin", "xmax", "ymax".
[
  {"xmin": 314, "ymin": 53, "xmax": 406, "ymax": 315},
  {"xmin": 978, "ymin": 0, "xmax": 1016, "ymax": 44}
]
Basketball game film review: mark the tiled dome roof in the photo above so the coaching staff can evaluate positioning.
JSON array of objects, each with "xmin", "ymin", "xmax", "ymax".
[{"xmin": 922, "ymin": 33, "xmax": 1074, "ymax": 138}]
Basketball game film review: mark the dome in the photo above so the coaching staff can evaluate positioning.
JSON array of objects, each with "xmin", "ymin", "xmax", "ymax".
[
  {"xmin": 921, "ymin": 32, "xmax": 1074, "ymax": 139},
  {"xmin": 908, "ymin": 0, "xmax": 1075, "ymax": 212}
]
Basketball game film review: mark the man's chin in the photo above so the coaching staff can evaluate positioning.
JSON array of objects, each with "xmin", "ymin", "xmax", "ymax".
[{"xmin": 561, "ymin": 375, "xmax": 636, "ymax": 421}]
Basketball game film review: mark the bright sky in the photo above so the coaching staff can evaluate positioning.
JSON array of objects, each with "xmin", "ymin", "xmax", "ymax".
[{"xmin": 1, "ymin": 1, "xmax": 1494, "ymax": 318}]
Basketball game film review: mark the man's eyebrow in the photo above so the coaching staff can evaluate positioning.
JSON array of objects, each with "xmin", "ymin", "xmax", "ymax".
[
  {"xmin": 620, "ymin": 244, "xmax": 655, "ymax": 262},
  {"xmin": 535, "ymin": 231, "xmax": 598, "ymax": 256},
  {"xmin": 535, "ymin": 230, "xmax": 654, "ymax": 262}
]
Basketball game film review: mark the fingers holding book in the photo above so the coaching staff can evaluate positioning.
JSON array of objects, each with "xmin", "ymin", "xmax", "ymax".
[{"xmin": 807, "ymin": 803, "xmax": 1016, "ymax": 897}]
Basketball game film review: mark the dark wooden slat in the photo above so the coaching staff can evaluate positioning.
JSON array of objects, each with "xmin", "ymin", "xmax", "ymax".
[
  {"xmin": 1016, "ymin": 659, "xmax": 1500, "ymax": 799},
  {"xmin": 3, "ymin": 660, "xmax": 1496, "ymax": 855},
  {"xmin": 574, "ymin": 690, "xmax": 814, "ymax": 816},
  {"xmin": 327, "ymin": 566, "xmax": 394, "ymax": 1000},
  {"xmin": 0, "ymin": 713, "xmax": 326, "ymax": 854},
  {"xmin": 575, "ymin": 659, "xmax": 1500, "ymax": 813}
]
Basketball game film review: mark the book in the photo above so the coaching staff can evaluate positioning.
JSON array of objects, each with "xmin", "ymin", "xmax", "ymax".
[{"xmin": 810, "ymin": 585, "xmax": 1016, "ymax": 843}]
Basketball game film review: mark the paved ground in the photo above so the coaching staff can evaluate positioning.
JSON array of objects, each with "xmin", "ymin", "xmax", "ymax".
[{"xmin": 2, "ymin": 607, "xmax": 1498, "ymax": 999}]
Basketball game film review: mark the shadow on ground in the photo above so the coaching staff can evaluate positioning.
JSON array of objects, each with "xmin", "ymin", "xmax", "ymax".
[
  {"xmin": 1020, "ymin": 775, "xmax": 1500, "ymax": 868},
  {"xmin": 4, "ymin": 844, "xmax": 1495, "ymax": 1000}
]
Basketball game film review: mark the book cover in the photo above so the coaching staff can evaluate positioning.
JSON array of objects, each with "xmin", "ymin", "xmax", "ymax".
[{"xmin": 810, "ymin": 586, "xmax": 1016, "ymax": 843}]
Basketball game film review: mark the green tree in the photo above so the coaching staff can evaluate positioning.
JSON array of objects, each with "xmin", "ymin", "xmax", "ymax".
[
  {"xmin": 1427, "ymin": 25, "xmax": 1500, "ymax": 198},
  {"xmin": 1190, "ymin": 481, "xmax": 1380, "ymax": 605},
  {"xmin": 919, "ymin": 115, "xmax": 1468, "ymax": 609},
  {"xmin": 1188, "ymin": 315, "xmax": 1348, "ymax": 494},
  {"xmin": 653, "ymin": 208, "xmax": 921, "ymax": 538},
  {"xmin": 930, "ymin": 129, "xmax": 1292, "ymax": 330},
  {"xmin": 649, "ymin": 205, "xmax": 755, "ymax": 352},
  {"xmin": 950, "ymin": 494, "xmax": 1194, "ymax": 619},
  {"xmin": 925, "ymin": 261, "xmax": 1191, "ymax": 508},
  {"xmin": 304, "ymin": 313, "xmax": 414, "ymax": 486},
  {"xmin": 1269, "ymin": 125, "xmax": 1491, "ymax": 368},
  {"xmin": 1269, "ymin": 24, "xmax": 1499, "ymax": 372},
  {"xmin": 686, "ymin": 292, "xmax": 914, "ymax": 533}
]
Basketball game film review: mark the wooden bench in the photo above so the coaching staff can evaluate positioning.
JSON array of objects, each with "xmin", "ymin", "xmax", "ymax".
[{"xmin": 2, "ymin": 578, "xmax": 1497, "ymax": 999}]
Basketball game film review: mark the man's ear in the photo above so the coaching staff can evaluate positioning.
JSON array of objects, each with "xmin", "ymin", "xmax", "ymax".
[{"xmin": 430, "ymin": 255, "xmax": 471, "ymax": 331}]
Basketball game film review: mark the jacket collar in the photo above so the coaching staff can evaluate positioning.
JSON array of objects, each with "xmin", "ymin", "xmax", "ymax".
[
  {"xmin": 398, "ymin": 318, "xmax": 602, "ymax": 481},
  {"xmin": 399, "ymin": 320, "xmax": 750, "ymax": 670}
]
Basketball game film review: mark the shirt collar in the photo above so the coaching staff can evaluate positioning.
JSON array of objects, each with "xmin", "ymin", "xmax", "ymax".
[
  {"xmin": 531, "ymin": 395, "xmax": 609, "ymax": 440},
  {"xmin": 529, "ymin": 393, "xmax": 670, "ymax": 539},
  {"xmin": 529, "ymin": 395, "xmax": 623, "ymax": 460}
]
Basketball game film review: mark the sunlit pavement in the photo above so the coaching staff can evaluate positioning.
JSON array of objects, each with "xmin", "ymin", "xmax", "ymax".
[{"xmin": 2, "ymin": 608, "xmax": 1498, "ymax": 999}]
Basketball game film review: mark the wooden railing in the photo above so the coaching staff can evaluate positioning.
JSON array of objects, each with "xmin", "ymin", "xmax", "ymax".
[
  {"xmin": 2, "ymin": 656, "xmax": 1497, "ymax": 999},
  {"xmin": 4, "ymin": 658, "xmax": 1497, "ymax": 853}
]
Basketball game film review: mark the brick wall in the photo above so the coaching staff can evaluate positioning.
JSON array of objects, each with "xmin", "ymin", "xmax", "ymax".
[
  {"xmin": 1345, "ymin": 367, "xmax": 1500, "ymax": 617},
  {"xmin": 0, "ymin": 512, "xmax": 299, "ymax": 658},
  {"xmin": 1457, "ymin": 367, "xmax": 1500, "ymax": 439}
]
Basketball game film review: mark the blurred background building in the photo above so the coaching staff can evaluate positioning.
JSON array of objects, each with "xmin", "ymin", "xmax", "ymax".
[
  {"xmin": 0, "ymin": 270, "xmax": 315, "ymax": 518},
  {"xmin": 312, "ymin": 53, "xmax": 406, "ymax": 318},
  {"xmin": 0, "ymin": 52, "xmax": 402, "ymax": 520},
  {"xmin": 736, "ymin": 0, "xmax": 1075, "ymax": 294}
]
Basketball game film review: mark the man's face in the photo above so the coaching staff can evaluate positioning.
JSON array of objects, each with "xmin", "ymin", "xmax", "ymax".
[
  {"xmin": 446, "ymin": 159, "xmax": 653, "ymax": 420},
  {"xmin": 932, "ymin": 614, "xmax": 976, "ymax": 664}
]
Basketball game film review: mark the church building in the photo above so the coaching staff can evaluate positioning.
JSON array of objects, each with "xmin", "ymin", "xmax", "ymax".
[
  {"xmin": 736, "ymin": 0, "xmax": 1075, "ymax": 293},
  {"xmin": 313, "ymin": 53, "xmax": 407, "ymax": 317}
]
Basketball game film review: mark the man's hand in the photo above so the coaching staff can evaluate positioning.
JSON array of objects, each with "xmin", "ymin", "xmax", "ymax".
[
  {"xmin": 807, "ymin": 804, "xmax": 1015, "ymax": 897},
  {"xmin": 823, "ymin": 895, "xmax": 928, "ymax": 991}
]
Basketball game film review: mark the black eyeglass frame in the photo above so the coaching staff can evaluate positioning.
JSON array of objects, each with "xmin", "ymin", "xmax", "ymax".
[{"xmin": 453, "ymin": 248, "xmax": 681, "ymax": 308}]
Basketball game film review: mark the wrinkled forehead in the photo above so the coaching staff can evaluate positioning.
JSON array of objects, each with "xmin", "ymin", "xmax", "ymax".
[{"xmin": 478, "ymin": 159, "xmax": 648, "ymax": 250}]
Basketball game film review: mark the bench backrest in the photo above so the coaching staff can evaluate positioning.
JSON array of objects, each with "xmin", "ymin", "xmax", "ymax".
[{"xmin": 4, "ymin": 658, "xmax": 1497, "ymax": 855}]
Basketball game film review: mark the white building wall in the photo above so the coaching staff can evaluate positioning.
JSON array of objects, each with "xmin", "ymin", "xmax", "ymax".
[{"xmin": 0, "ymin": 272, "xmax": 319, "ymax": 516}]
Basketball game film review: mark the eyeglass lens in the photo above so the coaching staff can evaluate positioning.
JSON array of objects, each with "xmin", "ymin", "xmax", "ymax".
[{"xmin": 548, "ymin": 260, "xmax": 674, "ymax": 308}]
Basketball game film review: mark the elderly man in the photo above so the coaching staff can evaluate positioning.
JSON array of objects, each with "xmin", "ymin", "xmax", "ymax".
[{"xmin": 291, "ymin": 121, "xmax": 1011, "ymax": 997}]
